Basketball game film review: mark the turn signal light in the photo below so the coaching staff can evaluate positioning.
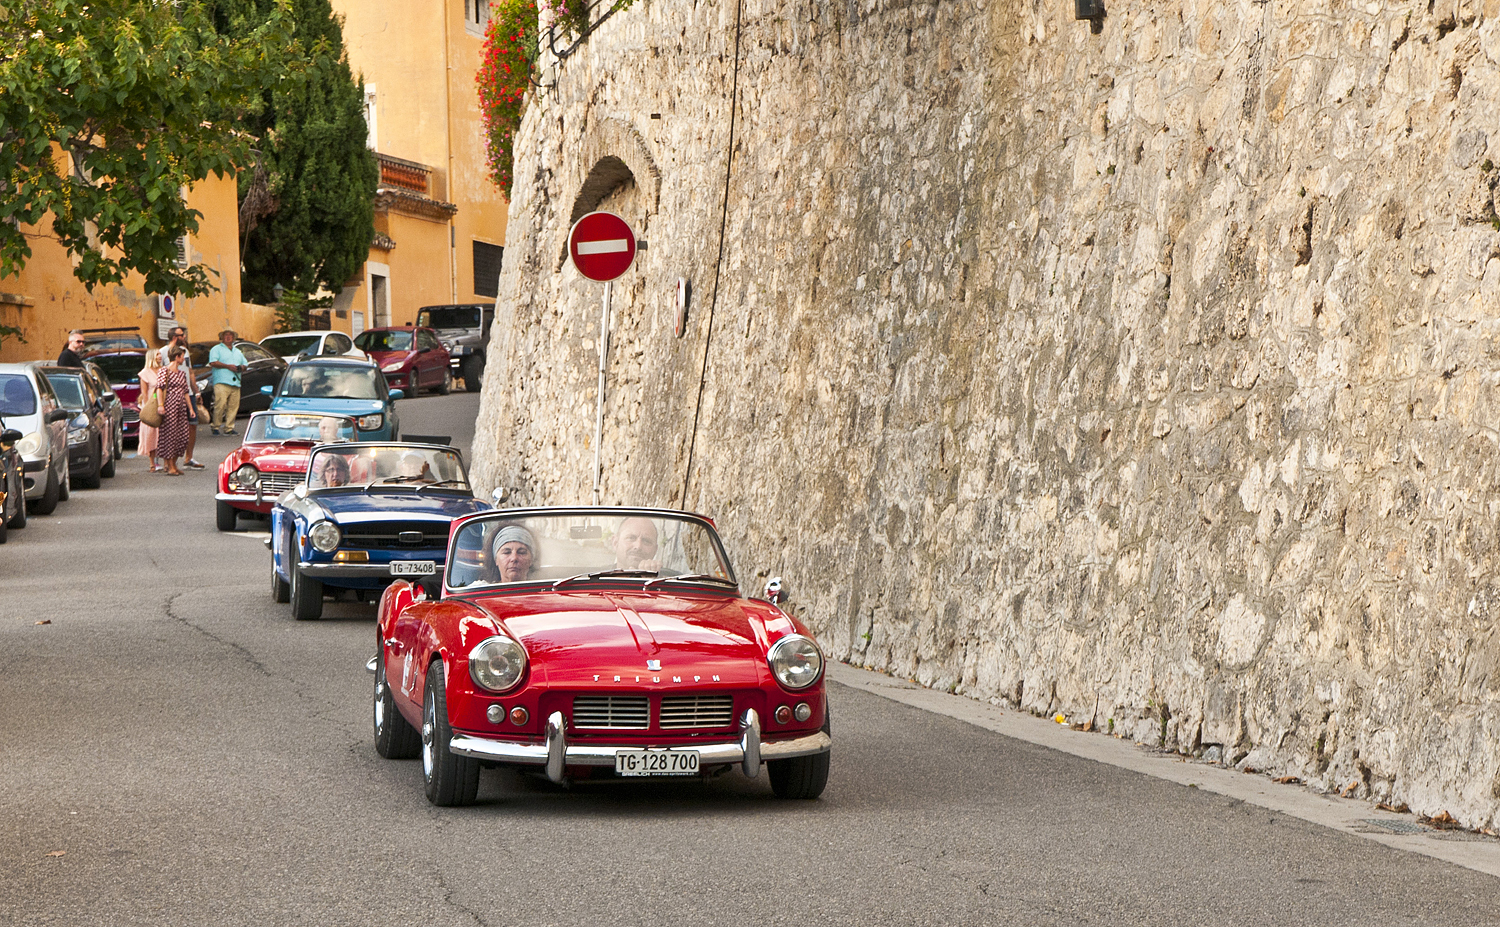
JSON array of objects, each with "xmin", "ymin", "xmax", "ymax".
[
  {"xmin": 333, "ymin": 550, "xmax": 369, "ymax": 563},
  {"xmin": 487, "ymin": 705, "xmax": 505, "ymax": 724},
  {"xmin": 774, "ymin": 705, "xmax": 792, "ymax": 724},
  {"xmin": 510, "ymin": 706, "xmax": 529, "ymax": 726}
]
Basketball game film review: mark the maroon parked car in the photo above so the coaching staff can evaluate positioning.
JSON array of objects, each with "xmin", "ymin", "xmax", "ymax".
[
  {"xmin": 83, "ymin": 349, "xmax": 148, "ymax": 444},
  {"xmin": 354, "ymin": 326, "xmax": 452, "ymax": 396}
]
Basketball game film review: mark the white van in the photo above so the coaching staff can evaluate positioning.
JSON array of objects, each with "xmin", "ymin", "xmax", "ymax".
[{"xmin": 0, "ymin": 363, "xmax": 71, "ymax": 514}]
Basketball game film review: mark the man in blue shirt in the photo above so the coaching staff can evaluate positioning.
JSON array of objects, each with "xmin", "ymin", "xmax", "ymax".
[{"xmin": 207, "ymin": 329, "xmax": 248, "ymax": 435}]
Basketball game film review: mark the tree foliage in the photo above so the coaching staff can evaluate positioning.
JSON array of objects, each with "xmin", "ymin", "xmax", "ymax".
[
  {"xmin": 0, "ymin": 0, "xmax": 291, "ymax": 296},
  {"xmin": 215, "ymin": 0, "xmax": 376, "ymax": 305}
]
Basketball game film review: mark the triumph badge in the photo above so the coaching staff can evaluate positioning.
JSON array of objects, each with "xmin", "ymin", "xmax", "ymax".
[{"xmin": 646, "ymin": 659, "xmax": 661, "ymax": 671}]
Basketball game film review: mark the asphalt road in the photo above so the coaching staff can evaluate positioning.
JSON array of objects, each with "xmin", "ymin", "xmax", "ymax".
[{"xmin": 3, "ymin": 390, "xmax": 1497, "ymax": 926}]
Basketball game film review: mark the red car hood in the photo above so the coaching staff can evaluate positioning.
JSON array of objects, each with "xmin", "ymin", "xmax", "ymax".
[
  {"xmin": 364, "ymin": 349, "xmax": 414, "ymax": 368},
  {"xmin": 471, "ymin": 590, "xmax": 772, "ymax": 688},
  {"xmin": 224, "ymin": 441, "xmax": 316, "ymax": 473}
]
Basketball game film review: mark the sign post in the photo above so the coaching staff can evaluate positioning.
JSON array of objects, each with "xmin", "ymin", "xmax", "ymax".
[{"xmin": 567, "ymin": 212, "xmax": 638, "ymax": 505}]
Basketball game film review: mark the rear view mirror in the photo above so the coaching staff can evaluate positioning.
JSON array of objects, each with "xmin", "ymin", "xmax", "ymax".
[
  {"xmin": 46, "ymin": 409, "xmax": 70, "ymax": 424},
  {"xmin": 388, "ymin": 389, "xmax": 404, "ymax": 401},
  {"xmin": 260, "ymin": 385, "xmax": 274, "ymax": 395}
]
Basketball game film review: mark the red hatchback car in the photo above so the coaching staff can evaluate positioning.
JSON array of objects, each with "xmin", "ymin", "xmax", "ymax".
[
  {"xmin": 353, "ymin": 326, "xmax": 452, "ymax": 396},
  {"xmin": 372, "ymin": 507, "xmax": 832, "ymax": 806},
  {"xmin": 215, "ymin": 411, "xmax": 358, "ymax": 531}
]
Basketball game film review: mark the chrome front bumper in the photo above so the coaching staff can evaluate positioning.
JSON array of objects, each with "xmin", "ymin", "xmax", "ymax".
[
  {"xmin": 447, "ymin": 709, "xmax": 830, "ymax": 784},
  {"xmin": 300, "ymin": 560, "xmax": 426, "ymax": 579}
]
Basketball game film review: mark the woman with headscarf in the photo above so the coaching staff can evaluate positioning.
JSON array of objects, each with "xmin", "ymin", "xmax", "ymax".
[
  {"xmin": 488, "ymin": 523, "xmax": 536, "ymax": 583},
  {"xmin": 156, "ymin": 346, "xmax": 192, "ymax": 476}
]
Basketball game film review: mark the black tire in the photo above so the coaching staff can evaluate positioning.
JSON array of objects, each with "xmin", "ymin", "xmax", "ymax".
[
  {"xmin": 57, "ymin": 465, "xmax": 69, "ymax": 502},
  {"xmin": 29, "ymin": 466, "xmax": 59, "ymax": 515},
  {"xmin": 79, "ymin": 440, "xmax": 102, "ymax": 489},
  {"xmin": 375, "ymin": 645, "xmax": 421, "ymax": 759},
  {"xmin": 216, "ymin": 499, "xmax": 238, "ymax": 532},
  {"xmin": 114, "ymin": 425, "xmax": 124, "ymax": 461},
  {"xmin": 0, "ymin": 499, "xmax": 8, "ymax": 543},
  {"xmin": 422, "ymin": 662, "xmax": 480, "ymax": 806},
  {"xmin": 768, "ymin": 708, "xmax": 831, "ymax": 800},
  {"xmin": 438, "ymin": 367, "xmax": 452, "ymax": 395},
  {"xmin": 290, "ymin": 556, "xmax": 323, "ymax": 620},
  {"xmin": 7, "ymin": 469, "xmax": 25, "ymax": 529},
  {"xmin": 461, "ymin": 356, "xmax": 484, "ymax": 392},
  {"xmin": 271, "ymin": 558, "xmax": 290, "ymax": 603},
  {"xmin": 100, "ymin": 437, "xmax": 116, "ymax": 478}
]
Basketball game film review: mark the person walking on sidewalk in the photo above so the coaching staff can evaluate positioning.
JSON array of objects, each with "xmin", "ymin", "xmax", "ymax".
[
  {"xmin": 137, "ymin": 350, "xmax": 163, "ymax": 471},
  {"xmin": 207, "ymin": 330, "xmax": 247, "ymax": 435},
  {"xmin": 158, "ymin": 326, "xmax": 205, "ymax": 468},
  {"xmin": 157, "ymin": 346, "xmax": 192, "ymax": 476}
]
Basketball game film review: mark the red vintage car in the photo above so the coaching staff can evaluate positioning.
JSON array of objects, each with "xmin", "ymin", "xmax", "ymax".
[
  {"xmin": 215, "ymin": 411, "xmax": 357, "ymax": 531},
  {"xmin": 371, "ymin": 507, "xmax": 832, "ymax": 806}
]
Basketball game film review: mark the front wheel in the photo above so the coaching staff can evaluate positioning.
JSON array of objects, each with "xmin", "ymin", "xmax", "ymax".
[
  {"xmin": 438, "ymin": 367, "xmax": 452, "ymax": 395},
  {"xmin": 271, "ymin": 558, "xmax": 290, "ymax": 603},
  {"xmin": 768, "ymin": 708, "xmax": 831, "ymax": 800},
  {"xmin": 290, "ymin": 557, "xmax": 323, "ymax": 620},
  {"xmin": 375, "ymin": 645, "xmax": 421, "ymax": 759},
  {"xmin": 57, "ymin": 465, "xmax": 69, "ymax": 502},
  {"xmin": 461, "ymin": 356, "xmax": 484, "ymax": 392},
  {"xmin": 216, "ymin": 499, "xmax": 238, "ymax": 532},
  {"xmin": 29, "ymin": 466, "xmax": 59, "ymax": 515},
  {"xmin": 7, "ymin": 470, "xmax": 26, "ymax": 529},
  {"xmin": 422, "ymin": 662, "xmax": 480, "ymax": 806},
  {"xmin": 79, "ymin": 440, "xmax": 102, "ymax": 489}
]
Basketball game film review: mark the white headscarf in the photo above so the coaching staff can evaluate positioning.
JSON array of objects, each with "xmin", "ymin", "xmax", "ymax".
[{"xmin": 491, "ymin": 524, "xmax": 536, "ymax": 557}]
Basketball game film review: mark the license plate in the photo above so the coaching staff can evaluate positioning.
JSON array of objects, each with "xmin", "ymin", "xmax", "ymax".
[
  {"xmin": 615, "ymin": 749, "xmax": 700, "ymax": 777},
  {"xmin": 389, "ymin": 560, "xmax": 436, "ymax": 576}
]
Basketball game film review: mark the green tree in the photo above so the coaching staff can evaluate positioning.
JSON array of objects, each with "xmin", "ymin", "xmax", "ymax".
[
  {"xmin": 217, "ymin": 0, "xmax": 376, "ymax": 305},
  {"xmin": 0, "ymin": 0, "xmax": 291, "ymax": 296}
]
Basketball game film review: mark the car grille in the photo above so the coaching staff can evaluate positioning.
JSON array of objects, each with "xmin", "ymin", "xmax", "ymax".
[
  {"xmin": 341, "ymin": 520, "xmax": 449, "ymax": 549},
  {"xmin": 257, "ymin": 471, "xmax": 304, "ymax": 496},
  {"xmin": 122, "ymin": 409, "xmax": 139, "ymax": 423},
  {"xmin": 659, "ymin": 694, "xmax": 735, "ymax": 729},
  {"xmin": 572, "ymin": 696, "xmax": 649, "ymax": 729}
]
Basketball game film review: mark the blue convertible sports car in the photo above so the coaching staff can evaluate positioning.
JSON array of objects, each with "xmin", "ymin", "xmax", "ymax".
[
  {"xmin": 261, "ymin": 356, "xmax": 403, "ymax": 441},
  {"xmin": 268, "ymin": 442, "xmax": 488, "ymax": 619}
]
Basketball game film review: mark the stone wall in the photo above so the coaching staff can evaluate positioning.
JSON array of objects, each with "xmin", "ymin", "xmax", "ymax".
[{"xmin": 470, "ymin": 0, "xmax": 1500, "ymax": 826}]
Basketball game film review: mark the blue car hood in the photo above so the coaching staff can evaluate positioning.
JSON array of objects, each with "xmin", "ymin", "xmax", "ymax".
[
  {"xmin": 270, "ymin": 396, "xmax": 386, "ymax": 417},
  {"xmin": 312, "ymin": 490, "xmax": 487, "ymax": 524}
]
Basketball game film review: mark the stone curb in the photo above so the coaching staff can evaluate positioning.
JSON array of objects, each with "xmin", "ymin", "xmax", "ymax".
[{"xmin": 829, "ymin": 662, "xmax": 1500, "ymax": 880}]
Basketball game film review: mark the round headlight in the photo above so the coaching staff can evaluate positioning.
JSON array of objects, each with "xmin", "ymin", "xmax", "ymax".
[
  {"xmin": 16, "ymin": 432, "xmax": 40, "ymax": 457},
  {"xmin": 308, "ymin": 520, "xmax": 341, "ymax": 552},
  {"xmin": 234, "ymin": 464, "xmax": 259, "ymax": 486},
  {"xmin": 767, "ymin": 635, "xmax": 824, "ymax": 690},
  {"xmin": 469, "ymin": 635, "xmax": 527, "ymax": 693}
]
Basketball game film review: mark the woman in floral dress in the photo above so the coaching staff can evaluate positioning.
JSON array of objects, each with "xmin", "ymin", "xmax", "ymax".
[
  {"xmin": 156, "ymin": 346, "xmax": 192, "ymax": 476},
  {"xmin": 137, "ymin": 350, "xmax": 163, "ymax": 471}
]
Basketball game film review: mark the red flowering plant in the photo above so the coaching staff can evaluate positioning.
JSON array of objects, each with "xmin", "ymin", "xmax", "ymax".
[{"xmin": 477, "ymin": 0, "xmax": 541, "ymax": 196}]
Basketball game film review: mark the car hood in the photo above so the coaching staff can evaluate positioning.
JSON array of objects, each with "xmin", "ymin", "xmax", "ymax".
[
  {"xmin": 313, "ymin": 490, "xmax": 483, "ymax": 523},
  {"xmin": 236, "ymin": 443, "xmax": 316, "ymax": 473},
  {"xmin": 364, "ymin": 349, "xmax": 414, "ymax": 366},
  {"xmin": 270, "ymin": 397, "xmax": 386, "ymax": 417},
  {"xmin": 472, "ymin": 591, "xmax": 773, "ymax": 687}
]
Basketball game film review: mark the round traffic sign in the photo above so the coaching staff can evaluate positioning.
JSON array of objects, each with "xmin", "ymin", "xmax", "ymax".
[{"xmin": 568, "ymin": 212, "xmax": 637, "ymax": 282}]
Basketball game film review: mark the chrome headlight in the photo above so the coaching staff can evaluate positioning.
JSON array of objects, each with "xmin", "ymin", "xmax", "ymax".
[
  {"xmin": 356, "ymin": 413, "xmax": 383, "ymax": 431},
  {"xmin": 66, "ymin": 421, "xmax": 89, "ymax": 445},
  {"xmin": 767, "ymin": 635, "xmax": 824, "ymax": 690},
  {"xmin": 308, "ymin": 520, "xmax": 341, "ymax": 552},
  {"xmin": 469, "ymin": 635, "xmax": 527, "ymax": 693},
  {"xmin": 233, "ymin": 464, "xmax": 259, "ymax": 487},
  {"xmin": 16, "ymin": 432, "xmax": 40, "ymax": 457}
]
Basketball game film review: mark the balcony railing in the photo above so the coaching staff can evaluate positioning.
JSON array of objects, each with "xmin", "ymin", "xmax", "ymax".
[{"xmin": 376, "ymin": 153, "xmax": 432, "ymax": 196}]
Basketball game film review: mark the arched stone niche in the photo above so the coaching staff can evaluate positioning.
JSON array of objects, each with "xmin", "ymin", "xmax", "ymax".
[{"xmin": 556, "ymin": 116, "xmax": 660, "ymax": 269}]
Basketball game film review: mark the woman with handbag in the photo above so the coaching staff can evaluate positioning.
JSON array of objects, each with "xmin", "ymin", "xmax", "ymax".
[
  {"xmin": 156, "ymin": 346, "xmax": 192, "ymax": 476},
  {"xmin": 137, "ymin": 350, "xmax": 164, "ymax": 472}
]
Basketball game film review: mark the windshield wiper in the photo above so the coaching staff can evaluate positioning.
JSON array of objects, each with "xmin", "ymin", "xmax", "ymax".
[
  {"xmin": 415, "ymin": 479, "xmax": 467, "ymax": 495},
  {"xmin": 643, "ymin": 574, "xmax": 738, "ymax": 590},
  {"xmin": 363, "ymin": 475, "xmax": 423, "ymax": 494},
  {"xmin": 552, "ymin": 569, "xmax": 657, "ymax": 589}
]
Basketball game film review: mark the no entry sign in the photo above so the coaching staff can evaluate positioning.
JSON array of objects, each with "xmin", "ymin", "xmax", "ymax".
[{"xmin": 568, "ymin": 211, "xmax": 637, "ymax": 282}]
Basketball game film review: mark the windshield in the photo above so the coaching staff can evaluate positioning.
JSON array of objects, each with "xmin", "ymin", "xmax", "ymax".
[
  {"xmin": 280, "ymin": 364, "xmax": 381, "ymax": 400},
  {"xmin": 447, "ymin": 512, "xmax": 735, "ymax": 589},
  {"xmin": 0, "ymin": 374, "xmax": 37, "ymax": 416},
  {"xmin": 417, "ymin": 307, "xmax": 481, "ymax": 329},
  {"xmin": 305, "ymin": 444, "xmax": 468, "ymax": 490},
  {"xmin": 44, "ymin": 374, "xmax": 87, "ymax": 410},
  {"xmin": 246, "ymin": 413, "xmax": 358, "ymax": 444},
  {"xmin": 83, "ymin": 334, "xmax": 147, "ymax": 351},
  {"xmin": 89, "ymin": 353, "xmax": 146, "ymax": 385},
  {"xmin": 262, "ymin": 335, "xmax": 323, "ymax": 357},
  {"xmin": 355, "ymin": 330, "xmax": 412, "ymax": 352}
]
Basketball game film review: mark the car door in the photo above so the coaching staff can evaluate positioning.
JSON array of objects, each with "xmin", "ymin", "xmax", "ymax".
[
  {"xmin": 32, "ymin": 372, "xmax": 67, "ymax": 477},
  {"xmin": 239, "ymin": 342, "xmax": 286, "ymax": 411},
  {"xmin": 416, "ymin": 330, "xmax": 442, "ymax": 387}
]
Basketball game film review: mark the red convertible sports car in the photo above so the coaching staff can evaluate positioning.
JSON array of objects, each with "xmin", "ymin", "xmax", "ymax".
[
  {"xmin": 216, "ymin": 411, "xmax": 357, "ymax": 531},
  {"xmin": 371, "ymin": 507, "xmax": 832, "ymax": 806}
]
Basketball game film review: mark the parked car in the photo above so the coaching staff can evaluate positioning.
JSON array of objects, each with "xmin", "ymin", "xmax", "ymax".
[
  {"xmin": 79, "ymin": 327, "xmax": 148, "ymax": 353},
  {"xmin": 371, "ymin": 507, "xmax": 832, "ymax": 806},
  {"xmin": 0, "ymin": 422, "xmax": 26, "ymax": 542},
  {"xmin": 216, "ymin": 412, "xmax": 359, "ymax": 531},
  {"xmin": 353, "ymin": 326, "xmax": 452, "ymax": 396},
  {"xmin": 268, "ymin": 442, "xmax": 487, "ymax": 619},
  {"xmin": 259, "ymin": 330, "xmax": 367, "ymax": 363},
  {"xmin": 261, "ymin": 357, "xmax": 402, "ymax": 441},
  {"xmin": 39, "ymin": 365, "xmax": 116, "ymax": 488},
  {"xmin": 0, "ymin": 362, "xmax": 71, "ymax": 514},
  {"xmin": 82, "ymin": 349, "xmax": 147, "ymax": 445},
  {"xmin": 188, "ymin": 340, "xmax": 288, "ymax": 417},
  {"xmin": 417, "ymin": 303, "xmax": 492, "ymax": 391},
  {"xmin": 78, "ymin": 360, "xmax": 124, "ymax": 461}
]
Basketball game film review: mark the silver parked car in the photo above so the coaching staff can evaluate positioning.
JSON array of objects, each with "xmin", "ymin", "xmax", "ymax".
[{"xmin": 0, "ymin": 363, "xmax": 71, "ymax": 514}]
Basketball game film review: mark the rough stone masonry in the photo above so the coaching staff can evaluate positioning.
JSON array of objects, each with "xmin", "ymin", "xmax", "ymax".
[{"xmin": 470, "ymin": 0, "xmax": 1500, "ymax": 826}]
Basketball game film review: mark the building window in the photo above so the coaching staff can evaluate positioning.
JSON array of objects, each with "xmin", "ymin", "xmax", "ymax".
[
  {"xmin": 363, "ymin": 85, "xmax": 378, "ymax": 151},
  {"xmin": 473, "ymin": 241, "xmax": 503, "ymax": 298},
  {"xmin": 464, "ymin": 0, "xmax": 490, "ymax": 35}
]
